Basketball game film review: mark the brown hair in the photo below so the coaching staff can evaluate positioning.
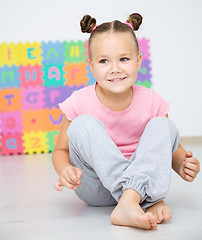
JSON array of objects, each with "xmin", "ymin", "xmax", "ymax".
[{"xmin": 80, "ymin": 13, "xmax": 143, "ymax": 59}]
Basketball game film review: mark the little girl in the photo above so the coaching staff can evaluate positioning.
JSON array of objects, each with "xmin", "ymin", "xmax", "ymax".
[{"xmin": 52, "ymin": 13, "xmax": 200, "ymax": 230}]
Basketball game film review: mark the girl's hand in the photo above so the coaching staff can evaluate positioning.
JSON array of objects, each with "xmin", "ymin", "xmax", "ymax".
[
  {"xmin": 180, "ymin": 151, "xmax": 200, "ymax": 182},
  {"xmin": 54, "ymin": 165, "xmax": 83, "ymax": 191}
]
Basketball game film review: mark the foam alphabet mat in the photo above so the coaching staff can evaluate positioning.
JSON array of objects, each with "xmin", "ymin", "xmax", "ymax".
[{"xmin": 0, "ymin": 39, "xmax": 152, "ymax": 155}]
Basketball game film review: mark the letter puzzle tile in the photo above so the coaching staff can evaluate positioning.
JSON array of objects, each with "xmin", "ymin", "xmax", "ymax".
[
  {"xmin": 43, "ymin": 85, "xmax": 84, "ymax": 109},
  {"xmin": 41, "ymin": 41, "xmax": 65, "ymax": 65},
  {"xmin": 22, "ymin": 131, "xmax": 49, "ymax": 154},
  {"xmin": 86, "ymin": 65, "xmax": 96, "ymax": 86},
  {"xmin": 63, "ymin": 40, "xmax": 87, "ymax": 64},
  {"xmin": 84, "ymin": 40, "xmax": 89, "ymax": 62},
  {"xmin": 138, "ymin": 38, "xmax": 150, "ymax": 61},
  {"xmin": 137, "ymin": 59, "xmax": 152, "ymax": 83},
  {"xmin": 20, "ymin": 86, "xmax": 45, "ymax": 110},
  {"xmin": 19, "ymin": 64, "xmax": 44, "ymax": 88},
  {"xmin": 17, "ymin": 42, "xmax": 43, "ymax": 66},
  {"xmin": 135, "ymin": 80, "xmax": 152, "ymax": 89},
  {"xmin": 0, "ymin": 133, "xmax": 24, "ymax": 155},
  {"xmin": 0, "ymin": 42, "xmax": 19, "ymax": 67},
  {"xmin": 0, "ymin": 65, "xmax": 20, "ymax": 89},
  {"xmin": 1, "ymin": 110, "xmax": 23, "ymax": 135},
  {"xmin": 63, "ymin": 62, "xmax": 88, "ymax": 87},
  {"xmin": 42, "ymin": 63, "xmax": 65, "ymax": 87},
  {"xmin": 22, "ymin": 109, "xmax": 45, "ymax": 132},
  {"xmin": 46, "ymin": 130, "xmax": 59, "ymax": 152},
  {"xmin": 0, "ymin": 87, "xmax": 22, "ymax": 112}
]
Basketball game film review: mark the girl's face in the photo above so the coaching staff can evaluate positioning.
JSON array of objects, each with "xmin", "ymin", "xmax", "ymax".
[{"xmin": 89, "ymin": 32, "xmax": 142, "ymax": 95}]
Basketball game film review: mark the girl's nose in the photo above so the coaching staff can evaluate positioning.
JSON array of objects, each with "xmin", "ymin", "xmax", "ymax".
[{"xmin": 110, "ymin": 62, "xmax": 121, "ymax": 74}]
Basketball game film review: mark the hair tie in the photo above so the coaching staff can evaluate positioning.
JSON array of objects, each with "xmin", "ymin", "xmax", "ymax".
[
  {"xmin": 92, "ymin": 25, "xmax": 99, "ymax": 32},
  {"xmin": 124, "ymin": 22, "xmax": 134, "ymax": 30}
]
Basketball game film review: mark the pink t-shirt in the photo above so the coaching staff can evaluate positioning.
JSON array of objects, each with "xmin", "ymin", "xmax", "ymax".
[{"xmin": 59, "ymin": 84, "xmax": 169, "ymax": 159}]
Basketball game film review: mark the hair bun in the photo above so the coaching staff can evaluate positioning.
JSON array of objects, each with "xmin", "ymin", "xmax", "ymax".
[
  {"xmin": 80, "ymin": 15, "xmax": 96, "ymax": 33},
  {"xmin": 128, "ymin": 13, "xmax": 143, "ymax": 31}
]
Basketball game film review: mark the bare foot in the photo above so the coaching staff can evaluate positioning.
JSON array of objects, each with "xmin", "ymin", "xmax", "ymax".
[
  {"xmin": 146, "ymin": 200, "xmax": 172, "ymax": 224},
  {"xmin": 110, "ymin": 189, "xmax": 157, "ymax": 230}
]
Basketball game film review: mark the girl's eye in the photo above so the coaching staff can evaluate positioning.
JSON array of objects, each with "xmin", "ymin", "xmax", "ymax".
[
  {"xmin": 120, "ymin": 57, "xmax": 129, "ymax": 62},
  {"xmin": 99, "ymin": 59, "xmax": 108, "ymax": 64}
]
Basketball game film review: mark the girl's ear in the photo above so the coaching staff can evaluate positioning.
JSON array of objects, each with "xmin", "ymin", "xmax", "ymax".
[
  {"xmin": 88, "ymin": 59, "xmax": 94, "ymax": 73},
  {"xmin": 137, "ymin": 53, "xmax": 142, "ymax": 71}
]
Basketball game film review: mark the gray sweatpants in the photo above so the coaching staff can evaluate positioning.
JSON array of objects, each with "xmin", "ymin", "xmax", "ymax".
[{"xmin": 67, "ymin": 114, "xmax": 179, "ymax": 209}]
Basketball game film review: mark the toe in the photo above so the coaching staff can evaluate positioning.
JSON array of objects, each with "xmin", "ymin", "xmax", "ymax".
[
  {"xmin": 145, "ymin": 212, "xmax": 158, "ymax": 230},
  {"xmin": 163, "ymin": 211, "xmax": 172, "ymax": 221},
  {"xmin": 151, "ymin": 223, "xmax": 158, "ymax": 230},
  {"xmin": 156, "ymin": 211, "xmax": 163, "ymax": 223}
]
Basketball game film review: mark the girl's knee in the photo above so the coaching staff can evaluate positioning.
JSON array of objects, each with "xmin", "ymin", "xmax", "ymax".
[
  {"xmin": 147, "ymin": 117, "xmax": 179, "ymax": 143},
  {"xmin": 148, "ymin": 116, "xmax": 176, "ymax": 130},
  {"xmin": 67, "ymin": 114, "xmax": 104, "ymax": 139}
]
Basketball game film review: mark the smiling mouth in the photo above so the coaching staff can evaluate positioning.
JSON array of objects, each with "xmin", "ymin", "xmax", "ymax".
[{"xmin": 107, "ymin": 77, "xmax": 126, "ymax": 82}]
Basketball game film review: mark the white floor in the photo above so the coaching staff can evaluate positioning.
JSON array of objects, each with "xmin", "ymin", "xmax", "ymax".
[{"xmin": 0, "ymin": 140, "xmax": 202, "ymax": 240}]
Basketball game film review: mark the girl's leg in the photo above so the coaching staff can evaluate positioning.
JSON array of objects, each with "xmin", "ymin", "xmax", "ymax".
[
  {"xmin": 68, "ymin": 138, "xmax": 117, "ymax": 206},
  {"xmin": 112, "ymin": 116, "xmax": 179, "ymax": 209},
  {"xmin": 110, "ymin": 116, "xmax": 179, "ymax": 228},
  {"xmin": 67, "ymin": 115, "xmax": 179, "ymax": 208},
  {"xmin": 67, "ymin": 114, "xmax": 129, "ymax": 206}
]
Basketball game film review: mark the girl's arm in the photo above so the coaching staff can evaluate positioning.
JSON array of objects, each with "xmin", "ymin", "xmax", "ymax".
[
  {"xmin": 166, "ymin": 114, "xmax": 200, "ymax": 181},
  {"xmin": 172, "ymin": 143, "xmax": 187, "ymax": 177},
  {"xmin": 52, "ymin": 115, "xmax": 83, "ymax": 191},
  {"xmin": 172, "ymin": 144, "xmax": 200, "ymax": 182},
  {"xmin": 52, "ymin": 115, "xmax": 72, "ymax": 174}
]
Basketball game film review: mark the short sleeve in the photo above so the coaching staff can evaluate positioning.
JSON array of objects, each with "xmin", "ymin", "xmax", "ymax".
[
  {"xmin": 58, "ymin": 91, "xmax": 80, "ymax": 121},
  {"xmin": 152, "ymin": 90, "xmax": 170, "ymax": 117}
]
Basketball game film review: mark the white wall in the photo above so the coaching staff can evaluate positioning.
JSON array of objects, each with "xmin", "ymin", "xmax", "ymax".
[{"xmin": 1, "ymin": 0, "xmax": 202, "ymax": 136}]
